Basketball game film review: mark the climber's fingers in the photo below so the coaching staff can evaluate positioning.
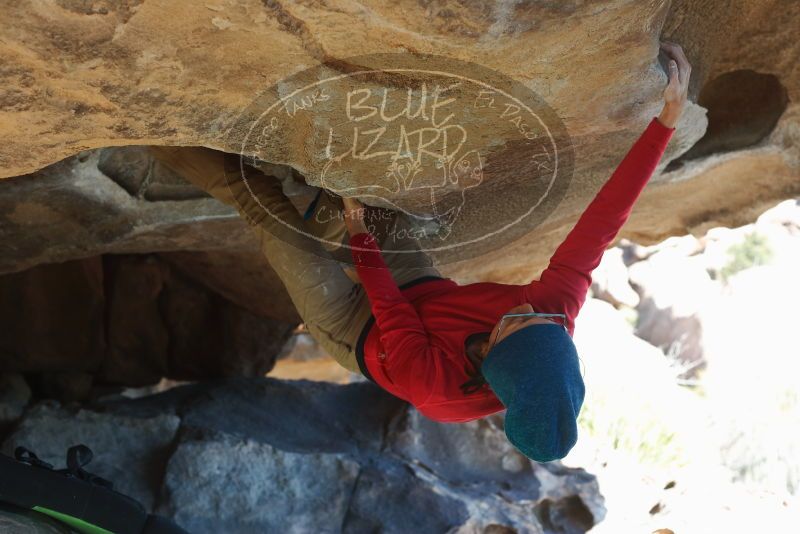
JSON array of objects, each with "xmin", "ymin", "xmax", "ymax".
[
  {"xmin": 659, "ymin": 41, "xmax": 691, "ymax": 91},
  {"xmin": 667, "ymin": 58, "xmax": 680, "ymax": 89},
  {"xmin": 342, "ymin": 196, "xmax": 369, "ymax": 236},
  {"xmin": 343, "ymin": 196, "xmax": 364, "ymax": 215}
]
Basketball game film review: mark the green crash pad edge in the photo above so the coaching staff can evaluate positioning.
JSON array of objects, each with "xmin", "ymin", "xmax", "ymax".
[{"xmin": 33, "ymin": 506, "xmax": 115, "ymax": 534}]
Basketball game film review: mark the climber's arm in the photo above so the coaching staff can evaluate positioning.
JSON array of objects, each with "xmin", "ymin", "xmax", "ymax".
[
  {"xmin": 349, "ymin": 232, "xmax": 441, "ymax": 405},
  {"xmin": 522, "ymin": 41, "xmax": 689, "ymax": 333},
  {"xmin": 523, "ymin": 117, "xmax": 675, "ymax": 333},
  {"xmin": 345, "ymin": 198, "xmax": 440, "ymax": 406},
  {"xmin": 348, "ymin": 231, "xmax": 430, "ymax": 350}
]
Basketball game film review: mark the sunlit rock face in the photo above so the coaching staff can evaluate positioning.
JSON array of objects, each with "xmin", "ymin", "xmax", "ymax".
[{"xmin": 1, "ymin": 0, "xmax": 798, "ymax": 278}]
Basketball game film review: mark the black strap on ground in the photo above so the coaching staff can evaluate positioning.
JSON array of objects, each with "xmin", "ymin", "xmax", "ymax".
[{"xmin": 1, "ymin": 445, "xmax": 188, "ymax": 534}]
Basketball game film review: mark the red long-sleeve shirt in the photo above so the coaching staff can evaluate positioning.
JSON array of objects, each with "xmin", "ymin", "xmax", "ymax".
[{"xmin": 351, "ymin": 117, "xmax": 675, "ymax": 423}]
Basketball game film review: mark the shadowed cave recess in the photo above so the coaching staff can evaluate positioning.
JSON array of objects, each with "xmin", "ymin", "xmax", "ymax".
[{"xmin": 665, "ymin": 69, "xmax": 789, "ymax": 171}]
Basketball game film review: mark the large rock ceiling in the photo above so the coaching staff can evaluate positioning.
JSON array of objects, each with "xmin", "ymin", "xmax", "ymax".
[{"xmin": 1, "ymin": 0, "xmax": 798, "ymax": 284}]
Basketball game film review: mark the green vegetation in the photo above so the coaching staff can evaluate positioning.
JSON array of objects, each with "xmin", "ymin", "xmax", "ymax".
[
  {"xmin": 720, "ymin": 231, "xmax": 773, "ymax": 281},
  {"xmin": 577, "ymin": 393, "xmax": 693, "ymax": 469},
  {"xmin": 620, "ymin": 307, "xmax": 638, "ymax": 329}
]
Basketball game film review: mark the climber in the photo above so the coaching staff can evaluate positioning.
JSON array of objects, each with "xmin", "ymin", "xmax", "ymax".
[{"xmin": 149, "ymin": 40, "xmax": 691, "ymax": 463}]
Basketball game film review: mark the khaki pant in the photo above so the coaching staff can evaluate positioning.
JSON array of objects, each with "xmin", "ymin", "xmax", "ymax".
[{"xmin": 148, "ymin": 146, "xmax": 441, "ymax": 373}]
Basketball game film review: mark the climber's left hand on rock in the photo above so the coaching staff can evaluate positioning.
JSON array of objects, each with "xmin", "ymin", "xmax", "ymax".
[
  {"xmin": 658, "ymin": 41, "xmax": 692, "ymax": 128},
  {"xmin": 343, "ymin": 196, "xmax": 369, "ymax": 236}
]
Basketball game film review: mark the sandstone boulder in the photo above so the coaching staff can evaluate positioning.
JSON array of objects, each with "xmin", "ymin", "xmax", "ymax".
[{"xmin": 0, "ymin": 0, "xmax": 798, "ymax": 280}]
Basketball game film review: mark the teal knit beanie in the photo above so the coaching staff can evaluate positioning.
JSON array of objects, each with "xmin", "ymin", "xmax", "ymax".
[{"xmin": 481, "ymin": 323, "xmax": 585, "ymax": 462}]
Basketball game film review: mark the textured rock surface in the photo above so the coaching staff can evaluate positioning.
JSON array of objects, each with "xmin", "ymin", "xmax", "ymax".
[
  {"xmin": 161, "ymin": 432, "xmax": 361, "ymax": 534},
  {"xmin": 0, "ymin": 505, "xmax": 74, "ymax": 534},
  {"xmin": 0, "ymin": 146, "xmax": 301, "ymax": 322},
  {"xmin": 0, "ymin": 0, "xmax": 797, "ymax": 280},
  {"xmin": 0, "ymin": 252, "xmax": 296, "ymax": 391},
  {"xmin": 1, "ymin": 378, "xmax": 605, "ymax": 533},
  {"xmin": 0, "ymin": 149, "xmax": 242, "ymax": 274},
  {"xmin": 0, "ymin": 374, "xmax": 32, "ymax": 426},
  {"xmin": 2, "ymin": 404, "xmax": 181, "ymax": 509},
  {"xmin": 0, "ymin": 256, "xmax": 105, "ymax": 375},
  {"xmin": 391, "ymin": 410, "xmax": 533, "ymax": 485}
]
